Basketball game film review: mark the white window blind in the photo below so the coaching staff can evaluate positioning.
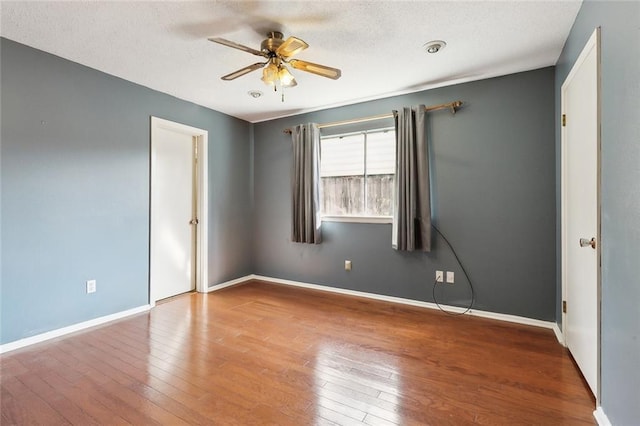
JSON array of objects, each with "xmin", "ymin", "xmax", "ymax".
[{"xmin": 320, "ymin": 128, "xmax": 395, "ymax": 218}]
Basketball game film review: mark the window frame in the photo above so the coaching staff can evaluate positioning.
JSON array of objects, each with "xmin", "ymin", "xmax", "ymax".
[
  {"xmin": 319, "ymin": 126, "xmax": 395, "ymax": 224},
  {"xmin": 321, "ymin": 215, "xmax": 393, "ymax": 224}
]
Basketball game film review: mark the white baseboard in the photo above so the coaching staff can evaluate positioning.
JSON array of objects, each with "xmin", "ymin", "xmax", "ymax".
[
  {"xmin": 0, "ymin": 305, "xmax": 151, "ymax": 355},
  {"xmin": 205, "ymin": 274, "xmax": 254, "ymax": 292},
  {"xmin": 250, "ymin": 274, "xmax": 557, "ymax": 331},
  {"xmin": 552, "ymin": 322, "xmax": 565, "ymax": 345},
  {"xmin": 593, "ymin": 406, "xmax": 612, "ymax": 426}
]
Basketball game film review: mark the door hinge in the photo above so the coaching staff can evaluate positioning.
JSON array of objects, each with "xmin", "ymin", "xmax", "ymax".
[
  {"xmin": 562, "ymin": 114, "xmax": 566, "ymax": 127},
  {"xmin": 562, "ymin": 300, "xmax": 567, "ymax": 314}
]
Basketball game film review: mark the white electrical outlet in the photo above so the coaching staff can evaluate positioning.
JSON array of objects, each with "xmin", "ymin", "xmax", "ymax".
[
  {"xmin": 446, "ymin": 271, "xmax": 455, "ymax": 284},
  {"xmin": 435, "ymin": 270, "xmax": 444, "ymax": 283},
  {"xmin": 86, "ymin": 279, "xmax": 96, "ymax": 294},
  {"xmin": 345, "ymin": 260, "xmax": 352, "ymax": 271}
]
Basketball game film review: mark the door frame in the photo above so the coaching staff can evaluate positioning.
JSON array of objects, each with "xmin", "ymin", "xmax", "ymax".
[
  {"xmin": 560, "ymin": 27, "xmax": 601, "ymax": 402},
  {"xmin": 150, "ymin": 116, "xmax": 209, "ymax": 305}
]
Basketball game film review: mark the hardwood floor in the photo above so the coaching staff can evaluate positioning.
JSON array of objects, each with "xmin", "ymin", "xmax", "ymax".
[{"xmin": 1, "ymin": 280, "xmax": 595, "ymax": 425}]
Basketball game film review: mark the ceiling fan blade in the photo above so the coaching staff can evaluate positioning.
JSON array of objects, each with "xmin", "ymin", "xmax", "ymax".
[
  {"xmin": 208, "ymin": 37, "xmax": 267, "ymax": 57},
  {"xmin": 289, "ymin": 59, "xmax": 341, "ymax": 80},
  {"xmin": 276, "ymin": 36, "xmax": 309, "ymax": 58},
  {"xmin": 221, "ymin": 62, "xmax": 266, "ymax": 81}
]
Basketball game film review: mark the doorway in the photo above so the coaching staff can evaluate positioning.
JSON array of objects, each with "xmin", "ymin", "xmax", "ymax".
[
  {"xmin": 150, "ymin": 117, "xmax": 208, "ymax": 304},
  {"xmin": 561, "ymin": 28, "xmax": 600, "ymax": 399}
]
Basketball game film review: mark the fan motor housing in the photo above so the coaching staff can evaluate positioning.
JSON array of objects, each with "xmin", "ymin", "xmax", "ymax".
[{"xmin": 261, "ymin": 31, "xmax": 284, "ymax": 53}]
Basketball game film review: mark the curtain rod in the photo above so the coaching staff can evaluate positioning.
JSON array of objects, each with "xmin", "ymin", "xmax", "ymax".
[{"xmin": 283, "ymin": 100, "xmax": 463, "ymax": 134}]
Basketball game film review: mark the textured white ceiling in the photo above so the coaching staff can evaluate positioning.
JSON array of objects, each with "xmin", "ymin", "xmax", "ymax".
[{"xmin": 1, "ymin": 1, "xmax": 582, "ymax": 123}]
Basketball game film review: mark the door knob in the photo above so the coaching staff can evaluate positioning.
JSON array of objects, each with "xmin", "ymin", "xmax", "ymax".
[
  {"xmin": 579, "ymin": 237, "xmax": 596, "ymax": 249},
  {"xmin": 189, "ymin": 218, "xmax": 199, "ymax": 225}
]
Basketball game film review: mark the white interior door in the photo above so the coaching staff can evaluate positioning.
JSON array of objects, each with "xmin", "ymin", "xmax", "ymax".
[
  {"xmin": 152, "ymin": 126, "xmax": 195, "ymax": 301},
  {"xmin": 150, "ymin": 118, "xmax": 209, "ymax": 304},
  {"xmin": 561, "ymin": 28, "xmax": 600, "ymax": 398}
]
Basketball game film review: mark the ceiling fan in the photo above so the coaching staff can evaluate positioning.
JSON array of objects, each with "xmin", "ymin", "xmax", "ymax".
[{"xmin": 208, "ymin": 31, "xmax": 341, "ymax": 91}]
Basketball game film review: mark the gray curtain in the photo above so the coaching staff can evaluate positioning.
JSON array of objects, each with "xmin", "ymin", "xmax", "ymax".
[
  {"xmin": 291, "ymin": 123, "xmax": 322, "ymax": 244},
  {"xmin": 392, "ymin": 105, "xmax": 431, "ymax": 252}
]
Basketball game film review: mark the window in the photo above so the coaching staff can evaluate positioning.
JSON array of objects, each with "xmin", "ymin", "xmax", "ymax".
[{"xmin": 320, "ymin": 128, "xmax": 395, "ymax": 221}]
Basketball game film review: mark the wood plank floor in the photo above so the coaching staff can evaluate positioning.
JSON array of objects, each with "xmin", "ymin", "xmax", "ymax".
[{"xmin": 1, "ymin": 280, "xmax": 595, "ymax": 425}]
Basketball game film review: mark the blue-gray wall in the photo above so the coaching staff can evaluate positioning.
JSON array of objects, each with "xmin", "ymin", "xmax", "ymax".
[
  {"xmin": 0, "ymin": 38, "xmax": 253, "ymax": 344},
  {"xmin": 555, "ymin": 1, "xmax": 640, "ymax": 423},
  {"xmin": 253, "ymin": 68, "xmax": 557, "ymax": 321}
]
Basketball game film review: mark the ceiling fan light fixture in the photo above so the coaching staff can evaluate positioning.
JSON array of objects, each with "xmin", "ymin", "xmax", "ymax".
[
  {"xmin": 261, "ymin": 62, "xmax": 279, "ymax": 86},
  {"xmin": 261, "ymin": 61, "xmax": 297, "ymax": 89},
  {"xmin": 278, "ymin": 66, "xmax": 295, "ymax": 86},
  {"xmin": 424, "ymin": 40, "xmax": 446, "ymax": 54}
]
